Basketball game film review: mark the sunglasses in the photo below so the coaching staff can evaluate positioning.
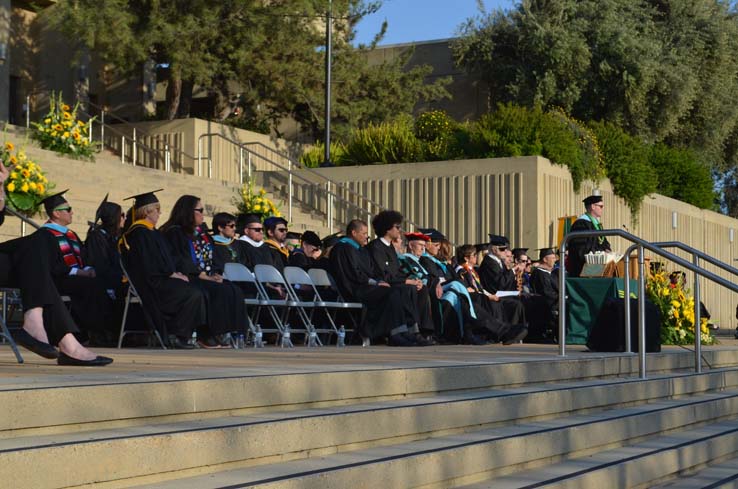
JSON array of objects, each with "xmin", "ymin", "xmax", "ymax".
[
  {"xmin": 194, "ymin": 208, "xmax": 204, "ymax": 213},
  {"xmin": 248, "ymin": 227, "xmax": 264, "ymax": 232},
  {"xmin": 276, "ymin": 227, "xmax": 288, "ymax": 232},
  {"xmin": 393, "ymin": 224, "xmax": 402, "ymax": 229},
  {"xmin": 225, "ymin": 223, "xmax": 236, "ymax": 228},
  {"xmin": 55, "ymin": 207, "xmax": 72, "ymax": 212}
]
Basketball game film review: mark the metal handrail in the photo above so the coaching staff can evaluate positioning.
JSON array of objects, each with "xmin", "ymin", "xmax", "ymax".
[
  {"xmin": 559, "ymin": 229, "xmax": 738, "ymax": 379},
  {"xmin": 198, "ymin": 132, "xmax": 423, "ymax": 232},
  {"xmin": 652, "ymin": 241, "xmax": 738, "ymax": 277},
  {"xmin": 5, "ymin": 207, "xmax": 41, "ymax": 237}
]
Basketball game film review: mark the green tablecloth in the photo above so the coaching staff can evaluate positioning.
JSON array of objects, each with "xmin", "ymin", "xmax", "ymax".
[{"xmin": 566, "ymin": 278, "xmax": 638, "ymax": 345}]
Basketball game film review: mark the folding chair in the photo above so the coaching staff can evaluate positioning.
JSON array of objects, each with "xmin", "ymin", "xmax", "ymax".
[
  {"xmin": 117, "ymin": 259, "xmax": 167, "ymax": 349},
  {"xmin": 223, "ymin": 262, "xmax": 275, "ymax": 342},
  {"xmin": 283, "ymin": 266, "xmax": 354, "ymax": 340},
  {"xmin": 253, "ymin": 264, "xmax": 318, "ymax": 346},
  {"xmin": 307, "ymin": 268, "xmax": 364, "ymax": 338},
  {"xmin": 0, "ymin": 288, "xmax": 23, "ymax": 363}
]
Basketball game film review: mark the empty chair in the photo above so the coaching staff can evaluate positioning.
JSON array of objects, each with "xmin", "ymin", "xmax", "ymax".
[{"xmin": 223, "ymin": 262, "xmax": 275, "ymax": 340}]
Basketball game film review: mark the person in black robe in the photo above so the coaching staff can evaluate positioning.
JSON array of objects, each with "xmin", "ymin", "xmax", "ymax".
[
  {"xmin": 119, "ymin": 190, "xmax": 205, "ymax": 349},
  {"xmin": 211, "ymin": 212, "xmax": 250, "ymax": 274},
  {"xmin": 567, "ymin": 195, "xmax": 612, "ymax": 277},
  {"xmin": 478, "ymin": 234, "xmax": 518, "ymax": 293},
  {"xmin": 236, "ymin": 213, "xmax": 276, "ymax": 270},
  {"xmin": 366, "ymin": 210, "xmax": 433, "ymax": 345},
  {"xmin": 530, "ymin": 247, "xmax": 560, "ymax": 339},
  {"xmin": 160, "ymin": 195, "xmax": 247, "ymax": 348},
  {"xmin": 37, "ymin": 190, "xmax": 115, "ymax": 340},
  {"xmin": 263, "ymin": 216, "xmax": 290, "ymax": 272},
  {"xmin": 288, "ymin": 231, "xmax": 322, "ymax": 270},
  {"xmin": 329, "ymin": 219, "xmax": 417, "ymax": 346},
  {"xmin": 454, "ymin": 244, "xmax": 528, "ymax": 344},
  {"xmin": 0, "ymin": 173, "xmax": 112, "ymax": 365}
]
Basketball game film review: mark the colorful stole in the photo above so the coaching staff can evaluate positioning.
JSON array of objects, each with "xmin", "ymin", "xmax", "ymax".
[
  {"xmin": 264, "ymin": 238, "xmax": 289, "ymax": 259},
  {"xmin": 213, "ymin": 235, "xmax": 238, "ymax": 261},
  {"xmin": 42, "ymin": 222, "xmax": 84, "ymax": 269},
  {"xmin": 118, "ymin": 219, "xmax": 155, "ymax": 252}
]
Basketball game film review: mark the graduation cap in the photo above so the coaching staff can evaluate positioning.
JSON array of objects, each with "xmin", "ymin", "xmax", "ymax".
[
  {"xmin": 488, "ymin": 234, "xmax": 509, "ymax": 248},
  {"xmin": 123, "ymin": 189, "xmax": 163, "ymax": 208},
  {"xmin": 583, "ymin": 195, "xmax": 603, "ymax": 206},
  {"xmin": 405, "ymin": 232, "xmax": 430, "ymax": 242},
  {"xmin": 264, "ymin": 216, "xmax": 288, "ymax": 229},
  {"xmin": 93, "ymin": 193, "xmax": 109, "ymax": 224},
  {"xmin": 286, "ymin": 231, "xmax": 302, "ymax": 241},
  {"xmin": 418, "ymin": 227, "xmax": 446, "ymax": 242},
  {"xmin": 321, "ymin": 232, "xmax": 343, "ymax": 249},
  {"xmin": 301, "ymin": 230, "xmax": 322, "ymax": 248},
  {"xmin": 41, "ymin": 189, "xmax": 70, "ymax": 215},
  {"xmin": 474, "ymin": 243, "xmax": 490, "ymax": 253},
  {"xmin": 537, "ymin": 247, "xmax": 557, "ymax": 261},
  {"xmin": 512, "ymin": 247, "xmax": 529, "ymax": 260}
]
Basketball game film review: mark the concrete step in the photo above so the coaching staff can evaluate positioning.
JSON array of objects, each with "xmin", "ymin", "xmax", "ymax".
[
  {"xmin": 651, "ymin": 455, "xmax": 738, "ymax": 488},
  {"xmin": 459, "ymin": 420, "xmax": 738, "ymax": 488},
  {"xmin": 121, "ymin": 387, "xmax": 738, "ymax": 489},
  {"xmin": 3, "ymin": 365, "xmax": 738, "ymax": 488}
]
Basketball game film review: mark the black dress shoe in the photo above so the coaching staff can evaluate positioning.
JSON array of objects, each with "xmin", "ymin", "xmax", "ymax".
[
  {"xmin": 502, "ymin": 324, "xmax": 529, "ymax": 345},
  {"xmin": 13, "ymin": 329, "xmax": 59, "ymax": 359},
  {"xmin": 57, "ymin": 352, "xmax": 113, "ymax": 366},
  {"xmin": 170, "ymin": 336, "xmax": 197, "ymax": 349},
  {"xmin": 388, "ymin": 333, "xmax": 416, "ymax": 347}
]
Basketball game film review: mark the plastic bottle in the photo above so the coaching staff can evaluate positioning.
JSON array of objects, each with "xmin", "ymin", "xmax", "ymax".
[
  {"xmin": 255, "ymin": 325, "xmax": 264, "ymax": 348},
  {"xmin": 237, "ymin": 333, "xmax": 245, "ymax": 349},
  {"xmin": 190, "ymin": 331, "xmax": 198, "ymax": 347},
  {"xmin": 337, "ymin": 326, "xmax": 346, "ymax": 347}
]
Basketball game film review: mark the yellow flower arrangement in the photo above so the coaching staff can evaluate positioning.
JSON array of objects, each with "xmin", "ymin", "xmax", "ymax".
[
  {"xmin": 1, "ymin": 140, "xmax": 55, "ymax": 216},
  {"xmin": 234, "ymin": 179, "xmax": 282, "ymax": 221},
  {"xmin": 646, "ymin": 269, "xmax": 716, "ymax": 345},
  {"xmin": 31, "ymin": 92, "xmax": 97, "ymax": 160}
]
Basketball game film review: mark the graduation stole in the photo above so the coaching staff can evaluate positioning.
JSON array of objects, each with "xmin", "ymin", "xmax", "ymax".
[
  {"xmin": 213, "ymin": 235, "xmax": 238, "ymax": 261},
  {"xmin": 459, "ymin": 263, "xmax": 484, "ymax": 293},
  {"xmin": 118, "ymin": 219, "xmax": 154, "ymax": 252},
  {"xmin": 581, "ymin": 213, "xmax": 606, "ymax": 245},
  {"xmin": 264, "ymin": 238, "xmax": 289, "ymax": 259},
  {"xmin": 422, "ymin": 252, "xmax": 448, "ymax": 274},
  {"xmin": 338, "ymin": 237, "xmax": 360, "ymax": 250},
  {"xmin": 42, "ymin": 222, "xmax": 84, "ymax": 269}
]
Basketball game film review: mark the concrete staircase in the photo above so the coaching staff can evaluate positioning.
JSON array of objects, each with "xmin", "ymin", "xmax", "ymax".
[
  {"xmin": 3, "ymin": 349, "xmax": 738, "ymax": 488},
  {"xmin": 0, "ymin": 127, "xmax": 331, "ymax": 241}
]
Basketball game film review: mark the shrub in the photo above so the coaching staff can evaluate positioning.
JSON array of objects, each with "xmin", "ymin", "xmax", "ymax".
[
  {"xmin": 299, "ymin": 142, "xmax": 347, "ymax": 168},
  {"xmin": 31, "ymin": 92, "xmax": 96, "ymax": 160},
  {"xmin": 342, "ymin": 116, "xmax": 424, "ymax": 165},
  {"xmin": 648, "ymin": 144, "xmax": 715, "ymax": 209},
  {"xmin": 466, "ymin": 103, "xmax": 543, "ymax": 158},
  {"xmin": 588, "ymin": 121, "xmax": 658, "ymax": 215},
  {"xmin": 415, "ymin": 110, "xmax": 454, "ymax": 141}
]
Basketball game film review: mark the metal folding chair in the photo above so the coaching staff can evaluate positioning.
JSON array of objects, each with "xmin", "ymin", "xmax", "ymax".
[
  {"xmin": 117, "ymin": 259, "xmax": 167, "ymax": 349},
  {"xmin": 223, "ymin": 262, "xmax": 275, "ymax": 342},
  {"xmin": 0, "ymin": 288, "xmax": 23, "ymax": 363},
  {"xmin": 283, "ymin": 266, "xmax": 354, "ymax": 340},
  {"xmin": 307, "ymin": 268, "xmax": 364, "ymax": 336},
  {"xmin": 253, "ymin": 264, "xmax": 318, "ymax": 346}
]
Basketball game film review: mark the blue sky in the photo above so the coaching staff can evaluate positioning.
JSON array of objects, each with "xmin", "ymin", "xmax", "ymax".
[{"xmin": 353, "ymin": 0, "xmax": 515, "ymax": 46}]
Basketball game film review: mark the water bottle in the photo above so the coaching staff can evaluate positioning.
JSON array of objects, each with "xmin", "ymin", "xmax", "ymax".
[
  {"xmin": 254, "ymin": 325, "xmax": 264, "ymax": 348},
  {"xmin": 308, "ymin": 330, "xmax": 319, "ymax": 347},
  {"xmin": 190, "ymin": 331, "xmax": 198, "ymax": 348},
  {"xmin": 337, "ymin": 326, "xmax": 346, "ymax": 348},
  {"xmin": 281, "ymin": 325, "xmax": 293, "ymax": 348},
  {"xmin": 237, "ymin": 333, "xmax": 245, "ymax": 349}
]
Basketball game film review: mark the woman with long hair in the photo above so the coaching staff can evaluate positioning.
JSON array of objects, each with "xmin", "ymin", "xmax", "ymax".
[
  {"xmin": 84, "ymin": 196, "xmax": 125, "ymax": 297},
  {"xmin": 160, "ymin": 195, "xmax": 246, "ymax": 348}
]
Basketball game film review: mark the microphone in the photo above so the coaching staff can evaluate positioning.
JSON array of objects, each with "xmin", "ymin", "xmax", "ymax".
[{"xmin": 622, "ymin": 224, "xmax": 629, "ymax": 233}]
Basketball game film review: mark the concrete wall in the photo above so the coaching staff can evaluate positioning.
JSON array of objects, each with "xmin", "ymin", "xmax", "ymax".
[{"xmin": 308, "ymin": 156, "xmax": 738, "ymax": 331}]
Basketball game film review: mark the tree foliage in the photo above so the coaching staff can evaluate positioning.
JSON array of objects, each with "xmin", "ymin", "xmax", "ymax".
[
  {"xmin": 452, "ymin": 0, "xmax": 738, "ymax": 189},
  {"xmin": 45, "ymin": 0, "xmax": 449, "ymax": 136}
]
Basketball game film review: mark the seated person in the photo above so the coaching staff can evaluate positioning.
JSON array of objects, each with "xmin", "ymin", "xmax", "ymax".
[
  {"xmin": 38, "ymin": 190, "xmax": 115, "ymax": 341},
  {"xmin": 160, "ymin": 195, "xmax": 247, "ymax": 348},
  {"xmin": 119, "ymin": 189, "xmax": 206, "ymax": 349},
  {"xmin": 478, "ymin": 235, "xmax": 518, "ymax": 293},
  {"xmin": 367, "ymin": 210, "xmax": 433, "ymax": 345},
  {"xmin": 84, "ymin": 194, "xmax": 125, "ymax": 298},
  {"xmin": 288, "ymin": 231, "xmax": 322, "ymax": 270},
  {"xmin": 236, "ymin": 213, "xmax": 275, "ymax": 269},
  {"xmin": 329, "ymin": 219, "xmax": 419, "ymax": 346},
  {"xmin": 455, "ymin": 244, "xmax": 528, "ymax": 344},
  {"xmin": 211, "ymin": 212, "xmax": 249, "ymax": 274},
  {"xmin": 263, "ymin": 216, "xmax": 290, "ymax": 272},
  {"xmin": 0, "ymin": 167, "xmax": 112, "ymax": 365},
  {"xmin": 512, "ymin": 247, "xmax": 532, "ymax": 293},
  {"xmin": 285, "ymin": 231, "xmax": 302, "ymax": 253},
  {"xmin": 530, "ymin": 247, "xmax": 560, "ymax": 335}
]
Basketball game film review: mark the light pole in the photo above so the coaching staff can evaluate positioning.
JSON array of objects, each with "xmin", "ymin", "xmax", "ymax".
[{"xmin": 323, "ymin": 0, "xmax": 332, "ymax": 166}]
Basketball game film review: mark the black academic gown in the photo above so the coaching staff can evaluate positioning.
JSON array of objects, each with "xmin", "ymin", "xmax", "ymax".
[
  {"xmin": 366, "ymin": 238, "xmax": 433, "ymax": 334},
  {"xmin": 265, "ymin": 240, "xmax": 289, "ymax": 273},
  {"xmin": 163, "ymin": 226, "xmax": 247, "ymax": 337},
  {"xmin": 120, "ymin": 223, "xmax": 205, "ymax": 340},
  {"xmin": 530, "ymin": 265, "xmax": 559, "ymax": 337},
  {"xmin": 239, "ymin": 238, "xmax": 275, "ymax": 269},
  {"xmin": 288, "ymin": 248, "xmax": 317, "ymax": 271},
  {"xmin": 212, "ymin": 238, "xmax": 249, "ymax": 275},
  {"xmin": 329, "ymin": 240, "xmax": 409, "ymax": 340},
  {"xmin": 40, "ymin": 226, "xmax": 115, "ymax": 337},
  {"xmin": 0, "ymin": 219, "xmax": 79, "ymax": 345},
  {"xmin": 567, "ymin": 216, "xmax": 612, "ymax": 277},
  {"xmin": 84, "ymin": 227, "xmax": 123, "ymax": 294},
  {"xmin": 478, "ymin": 254, "xmax": 516, "ymax": 294}
]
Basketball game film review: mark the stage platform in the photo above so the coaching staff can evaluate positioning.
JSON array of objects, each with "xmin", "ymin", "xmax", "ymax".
[{"xmin": 3, "ymin": 342, "xmax": 738, "ymax": 489}]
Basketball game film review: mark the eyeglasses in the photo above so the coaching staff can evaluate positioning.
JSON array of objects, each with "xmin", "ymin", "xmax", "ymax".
[
  {"xmin": 592, "ymin": 204, "xmax": 604, "ymax": 208},
  {"xmin": 247, "ymin": 227, "xmax": 264, "ymax": 232},
  {"xmin": 194, "ymin": 208, "xmax": 204, "ymax": 214},
  {"xmin": 276, "ymin": 227, "xmax": 288, "ymax": 232},
  {"xmin": 55, "ymin": 207, "xmax": 72, "ymax": 213},
  {"xmin": 393, "ymin": 224, "xmax": 402, "ymax": 229},
  {"xmin": 225, "ymin": 223, "xmax": 236, "ymax": 228}
]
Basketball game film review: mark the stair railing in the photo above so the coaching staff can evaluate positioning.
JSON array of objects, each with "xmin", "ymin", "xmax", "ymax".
[
  {"xmin": 559, "ymin": 229, "xmax": 738, "ymax": 379},
  {"xmin": 198, "ymin": 132, "xmax": 422, "ymax": 232},
  {"xmin": 5, "ymin": 207, "xmax": 40, "ymax": 237}
]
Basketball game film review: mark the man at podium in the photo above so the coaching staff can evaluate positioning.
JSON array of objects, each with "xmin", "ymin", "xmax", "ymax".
[{"xmin": 567, "ymin": 195, "xmax": 612, "ymax": 277}]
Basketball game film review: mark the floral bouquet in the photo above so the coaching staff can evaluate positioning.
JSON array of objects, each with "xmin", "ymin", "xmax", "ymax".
[
  {"xmin": 1, "ymin": 141, "xmax": 53, "ymax": 216},
  {"xmin": 31, "ymin": 92, "xmax": 96, "ymax": 160},
  {"xmin": 646, "ymin": 269, "xmax": 715, "ymax": 345},
  {"xmin": 234, "ymin": 179, "xmax": 281, "ymax": 221}
]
